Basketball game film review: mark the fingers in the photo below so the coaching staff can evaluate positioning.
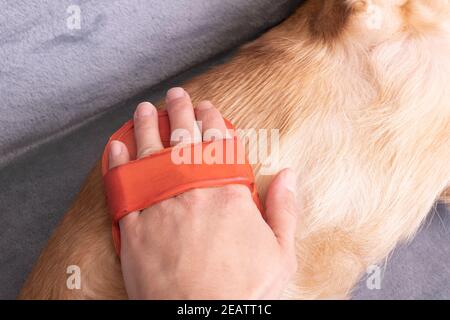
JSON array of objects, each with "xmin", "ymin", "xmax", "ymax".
[
  {"xmin": 114, "ymin": 88, "xmax": 227, "ymax": 233},
  {"xmin": 108, "ymin": 140, "xmax": 139, "ymax": 227},
  {"xmin": 195, "ymin": 100, "xmax": 228, "ymax": 141},
  {"xmin": 135, "ymin": 88, "xmax": 225, "ymax": 147},
  {"xmin": 113, "ymin": 102, "xmax": 164, "ymax": 230},
  {"xmin": 134, "ymin": 102, "xmax": 164, "ymax": 159},
  {"xmin": 264, "ymin": 169, "xmax": 301, "ymax": 255},
  {"xmin": 166, "ymin": 87, "xmax": 202, "ymax": 146},
  {"xmin": 109, "ymin": 140, "xmax": 130, "ymax": 169}
]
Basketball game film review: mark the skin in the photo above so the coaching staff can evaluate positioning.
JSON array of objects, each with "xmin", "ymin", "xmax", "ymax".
[{"xmin": 108, "ymin": 87, "xmax": 301, "ymax": 299}]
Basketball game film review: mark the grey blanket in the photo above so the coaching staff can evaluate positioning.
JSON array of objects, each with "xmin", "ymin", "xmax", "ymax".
[{"xmin": 0, "ymin": 0, "xmax": 301, "ymax": 167}]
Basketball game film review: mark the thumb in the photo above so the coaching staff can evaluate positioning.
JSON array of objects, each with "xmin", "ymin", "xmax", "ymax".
[{"xmin": 264, "ymin": 169, "xmax": 301, "ymax": 252}]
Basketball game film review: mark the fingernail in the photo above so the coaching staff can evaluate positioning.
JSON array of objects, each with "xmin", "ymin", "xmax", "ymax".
[
  {"xmin": 282, "ymin": 168, "xmax": 297, "ymax": 194},
  {"xmin": 110, "ymin": 141, "xmax": 122, "ymax": 157},
  {"xmin": 135, "ymin": 102, "xmax": 154, "ymax": 118},
  {"xmin": 166, "ymin": 87, "xmax": 185, "ymax": 101},
  {"xmin": 196, "ymin": 100, "xmax": 213, "ymax": 111}
]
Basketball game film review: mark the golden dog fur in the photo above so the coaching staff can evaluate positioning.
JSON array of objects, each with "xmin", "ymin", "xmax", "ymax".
[{"xmin": 19, "ymin": 0, "xmax": 450, "ymax": 299}]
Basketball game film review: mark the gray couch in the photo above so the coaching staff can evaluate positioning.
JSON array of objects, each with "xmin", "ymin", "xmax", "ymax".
[{"xmin": 0, "ymin": 0, "xmax": 448, "ymax": 299}]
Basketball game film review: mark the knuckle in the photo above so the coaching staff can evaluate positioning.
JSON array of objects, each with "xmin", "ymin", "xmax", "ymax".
[
  {"xmin": 221, "ymin": 185, "xmax": 249, "ymax": 199},
  {"xmin": 134, "ymin": 118, "xmax": 153, "ymax": 130},
  {"xmin": 197, "ymin": 107, "xmax": 216, "ymax": 121},
  {"xmin": 134, "ymin": 117, "xmax": 155, "ymax": 132},
  {"xmin": 199, "ymin": 112, "xmax": 214, "ymax": 126},
  {"xmin": 177, "ymin": 189, "xmax": 205, "ymax": 211},
  {"xmin": 167, "ymin": 98, "xmax": 191, "ymax": 112},
  {"xmin": 197, "ymin": 100, "xmax": 214, "ymax": 109}
]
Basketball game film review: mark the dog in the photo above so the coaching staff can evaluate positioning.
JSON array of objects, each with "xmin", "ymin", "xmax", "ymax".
[{"xmin": 19, "ymin": 0, "xmax": 450, "ymax": 299}]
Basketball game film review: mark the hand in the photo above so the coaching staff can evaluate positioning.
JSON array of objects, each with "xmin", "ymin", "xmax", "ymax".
[{"xmin": 109, "ymin": 87, "xmax": 300, "ymax": 299}]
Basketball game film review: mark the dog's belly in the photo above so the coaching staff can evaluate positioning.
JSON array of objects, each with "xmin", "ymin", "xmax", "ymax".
[{"xmin": 19, "ymin": 0, "xmax": 450, "ymax": 299}]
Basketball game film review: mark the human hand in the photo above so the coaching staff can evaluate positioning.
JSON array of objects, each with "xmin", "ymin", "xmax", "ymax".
[{"xmin": 109, "ymin": 87, "xmax": 300, "ymax": 299}]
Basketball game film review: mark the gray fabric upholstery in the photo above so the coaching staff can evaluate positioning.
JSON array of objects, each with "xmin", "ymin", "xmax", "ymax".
[
  {"xmin": 0, "ymin": 0, "xmax": 448, "ymax": 300},
  {"xmin": 0, "ymin": 0, "xmax": 301, "ymax": 168},
  {"xmin": 353, "ymin": 203, "xmax": 450, "ymax": 299}
]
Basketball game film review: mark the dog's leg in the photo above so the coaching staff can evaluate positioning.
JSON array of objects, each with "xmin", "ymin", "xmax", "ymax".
[{"xmin": 18, "ymin": 163, "xmax": 127, "ymax": 299}]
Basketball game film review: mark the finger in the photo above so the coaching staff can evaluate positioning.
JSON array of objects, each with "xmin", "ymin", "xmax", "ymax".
[
  {"xmin": 134, "ymin": 102, "xmax": 164, "ymax": 159},
  {"xmin": 165, "ymin": 87, "xmax": 202, "ymax": 146},
  {"xmin": 264, "ymin": 169, "xmax": 301, "ymax": 254},
  {"xmin": 109, "ymin": 140, "xmax": 130, "ymax": 169},
  {"xmin": 108, "ymin": 141, "xmax": 139, "ymax": 226},
  {"xmin": 194, "ymin": 100, "xmax": 228, "ymax": 141}
]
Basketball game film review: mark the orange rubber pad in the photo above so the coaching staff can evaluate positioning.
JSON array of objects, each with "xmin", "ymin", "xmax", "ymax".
[{"xmin": 102, "ymin": 110, "xmax": 261, "ymax": 255}]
